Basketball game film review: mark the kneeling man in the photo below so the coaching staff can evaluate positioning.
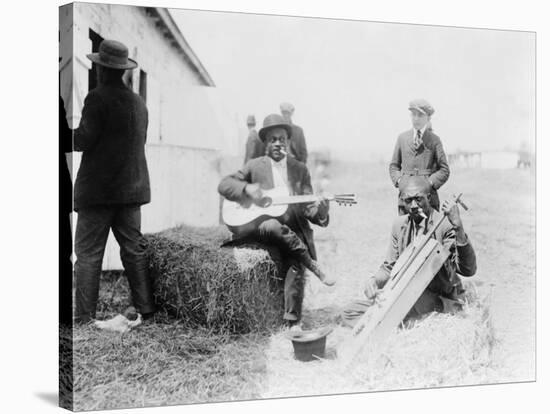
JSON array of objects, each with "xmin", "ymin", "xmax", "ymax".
[
  {"xmin": 218, "ymin": 114, "xmax": 335, "ymax": 328},
  {"xmin": 343, "ymin": 176, "xmax": 477, "ymax": 326}
]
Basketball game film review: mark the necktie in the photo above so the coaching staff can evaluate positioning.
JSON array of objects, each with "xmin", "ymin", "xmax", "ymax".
[{"xmin": 414, "ymin": 129, "xmax": 422, "ymax": 150}]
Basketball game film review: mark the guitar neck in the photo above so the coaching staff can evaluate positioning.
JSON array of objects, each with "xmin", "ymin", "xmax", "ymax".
[{"xmin": 270, "ymin": 194, "xmax": 329, "ymax": 206}]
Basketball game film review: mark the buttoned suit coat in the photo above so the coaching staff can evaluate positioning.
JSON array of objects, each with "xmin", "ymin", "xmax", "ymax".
[
  {"xmin": 389, "ymin": 128, "xmax": 450, "ymax": 210},
  {"xmin": 218, "ymin": 156, "xmax": 328, "ymax": 260},
  {"xmin": 289, "ymin": 123, "xmax": 308, "ymax": 164},
  {"xmin": 244, "ymin": 129, "xmax": 265, "ymax": 164},
  {"xmin": 373, "ymin": 211, "xmax": 477, "ymax": 307}
]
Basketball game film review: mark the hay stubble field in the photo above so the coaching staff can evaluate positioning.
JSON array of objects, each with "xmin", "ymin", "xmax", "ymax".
[{"xmin": 69, "ymin": 161, "xmax": 535, "ymax": 411}]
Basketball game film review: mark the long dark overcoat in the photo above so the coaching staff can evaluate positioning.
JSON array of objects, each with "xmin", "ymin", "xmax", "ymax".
[{"xmin": 72, "ymin": 79, "xmax": 151, "ymax": 210}]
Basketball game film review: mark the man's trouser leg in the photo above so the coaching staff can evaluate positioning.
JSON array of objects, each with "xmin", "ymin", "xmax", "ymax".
[
  {"xmin": 112, "ymin": 205, "xmax": 155, "ymax": 315},
  {"xmin": 74, "ymin": 206, "xmax": 113, "ymax": 323},
  {"xmin": 341, "ymin": 298, "xmax": 376, "ymax": 327},
  {"xmin": 283, "ymin": 262, "xmax": 305, "ymax": 322},
  {"xmin": 256, "ymin": 219, "xmax": 312, "ymax": 265}
]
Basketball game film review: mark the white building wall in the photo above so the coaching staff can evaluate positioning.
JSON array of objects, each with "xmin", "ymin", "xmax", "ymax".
[{"xmin": 60, "ymin": 4, "xmax": 233, "ymax": 270}]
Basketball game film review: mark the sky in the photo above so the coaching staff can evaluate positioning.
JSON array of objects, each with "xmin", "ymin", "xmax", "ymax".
[{"xmin": 173, "ymin": 9, "xmax": 535, "ymax": 161}]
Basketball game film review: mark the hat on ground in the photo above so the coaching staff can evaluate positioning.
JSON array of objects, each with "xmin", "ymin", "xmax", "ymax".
[
  {"xmin": 87, "ymin": 39, "xmax": 138, "ymax": 70},
  {"xmin": 408, "ymin": 99, "xmax": 435, "ymax": 116},
  {"xmin": 285, "ymin": 326, "xmax": 333, "ymax": 362},
  {"xmin": 258, "ymin": 114, "xmax": 293, "ymax": 141},
  {"xmin": 246, "ymin": 114, "xmax": 256, "ymax": 125},
  {"xmin": 280, "ymin": 102, "xmax": 295, "ymax": 113}
]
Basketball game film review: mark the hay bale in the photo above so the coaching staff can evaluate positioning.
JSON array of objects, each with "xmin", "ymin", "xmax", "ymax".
[{"xmin": 146, "ymin": 225, "xmax": 287, "ymax": 334}]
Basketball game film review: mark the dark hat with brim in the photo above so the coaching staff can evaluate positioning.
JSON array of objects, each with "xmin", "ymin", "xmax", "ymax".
[
  {"xmin": 285, "ymin": 326, "xmax": 333, "ymax": 362},
  {"xmin": 87, "ymin": 39, "xmax": 137, "ymax": 70},
  {"xmin": 258, "ymin": 113, "xmax": 292, "ymax": 142}
]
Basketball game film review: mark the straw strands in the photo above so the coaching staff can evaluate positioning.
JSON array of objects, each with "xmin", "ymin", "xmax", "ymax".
[
  {"xmin": 262, "ymin": 293, "xmax": 500, "ymax": 398},
  {"xmin": 145, "ymin": 224, "xmax": 288, "ymax": 334}
]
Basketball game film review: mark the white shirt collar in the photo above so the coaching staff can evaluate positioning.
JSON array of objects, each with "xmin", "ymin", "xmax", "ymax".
[
  {"xmin": 413, "ymin": 124, "xmax": 428, "ymax": 138},
  {"xmin": 270, "ymin": 156, "xmax": 287, "ymax": 168}
]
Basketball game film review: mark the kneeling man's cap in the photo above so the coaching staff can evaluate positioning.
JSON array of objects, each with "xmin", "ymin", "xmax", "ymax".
[
  {"xmin": 259, "ymin": 114, "xmax": 293, "ymax": 142},
  {"xmin": 408, "ymin": 99, "xmax": 435, "ymax": 116}
]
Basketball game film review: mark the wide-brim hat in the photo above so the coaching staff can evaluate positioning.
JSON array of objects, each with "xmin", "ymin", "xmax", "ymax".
[
  {"xmin": 408, "ymin": 99, "xmax": 435, "ymax": 116},
  {"xmin": 87, "ymin": 39, "xmax": 138, "ymax": 70},
  {"xmin": 258, "ymin": 113, "xmax": 292, "ymax": 142}
]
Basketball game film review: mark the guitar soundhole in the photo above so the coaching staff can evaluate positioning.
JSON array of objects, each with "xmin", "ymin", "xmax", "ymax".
[{"xmin": 257, "ymin": 196, "xmax": 272, "ymax": 208}]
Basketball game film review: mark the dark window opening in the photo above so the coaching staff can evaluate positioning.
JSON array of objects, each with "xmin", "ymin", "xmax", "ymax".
[
  {"xmin": 139, "ymin": 70, "xmax": 147, "ymax": 103},
  {"xmin": 88, "ymin": 29, "xmax": 104, "ymax": 91}
]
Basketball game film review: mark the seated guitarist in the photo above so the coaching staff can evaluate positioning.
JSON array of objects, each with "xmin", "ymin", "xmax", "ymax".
[
  {"xmin": 218, "ymin": 113, "xmax": 336, "ymax": 329},
  {"xmin": 342, "ymin": 176, "xmax": 477, "ymax": 326}
]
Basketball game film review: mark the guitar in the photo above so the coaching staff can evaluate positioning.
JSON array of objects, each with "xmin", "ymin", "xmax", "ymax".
[{"xmin": 222, "ymin": 187, "xmax": 357, "ymax": 234}]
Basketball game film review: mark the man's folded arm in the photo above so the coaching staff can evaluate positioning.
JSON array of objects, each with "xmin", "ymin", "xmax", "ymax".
[{"xmin": 217, "ymin": 164, "xmax": 252, "ymax": 202}]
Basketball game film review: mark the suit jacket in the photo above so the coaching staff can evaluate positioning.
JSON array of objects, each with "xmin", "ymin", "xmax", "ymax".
[
  {"xmin": 289, "ymin": 123, "xmax": 308, "ymax": 164},
  {"xmin": 373, "ymin": 210, "xmax": 477, "ymax": 300},
  {"xmin": 72, "ymin": 79, "xmax": 151, "ymax": 210},
  {"xmin": 389, "ymin": 128, "xmax": 450, "ymax": 209},
  {"xmin": 217, "ymin": 156, "xmax": 328, "ymax": 260},
  {"xmin": 244, "ymin": 129, "xmax": 265, "ymax": 164}
]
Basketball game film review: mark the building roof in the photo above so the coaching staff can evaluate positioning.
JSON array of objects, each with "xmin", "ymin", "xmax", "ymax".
[{"xmin": 145, "ymin": 7, "xmax": 215, "ymax": 87}]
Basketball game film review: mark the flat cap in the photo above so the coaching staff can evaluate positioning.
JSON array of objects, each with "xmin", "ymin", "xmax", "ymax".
[
  {"xmin": 280, "ymin": 102, "xmax": 295, "ymax": 113},
  {"xmin": 408, "ymin": 99, "xmax": 435, "ymax": 116}
]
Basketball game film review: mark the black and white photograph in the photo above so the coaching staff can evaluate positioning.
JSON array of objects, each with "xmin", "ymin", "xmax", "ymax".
[{"xmin": 54, "ymin": 0, "xmax": 537, "ymax": 412}]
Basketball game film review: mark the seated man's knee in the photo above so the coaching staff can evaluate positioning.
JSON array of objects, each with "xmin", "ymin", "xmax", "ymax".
[{"xmin": 259, "ymin": 219, "xmax": 290, "ymax": 238}]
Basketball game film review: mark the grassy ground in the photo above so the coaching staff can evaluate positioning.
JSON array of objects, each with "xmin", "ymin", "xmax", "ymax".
[{"xmin": 70, "ymin": 161, "xmax": 535, "ymax": 410}]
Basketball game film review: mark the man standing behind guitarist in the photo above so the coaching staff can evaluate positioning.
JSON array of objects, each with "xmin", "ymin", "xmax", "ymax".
[
  {"xmin": 218, "ymin": 114, "xmax": 336, "ymax": 329},
  {"xmin": 342, "ymin": 176, "xmax": 477, "ymax": 326}
]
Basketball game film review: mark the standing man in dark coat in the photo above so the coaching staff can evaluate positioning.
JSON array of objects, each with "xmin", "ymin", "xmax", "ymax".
[
  {"xmin": 280, "ymin": 102, "xmax": 308, "ymax": 164},
  {"xmin": 389, "ymin": 99, "xmax": 450, "ymax": 214},
  {"xmin": 243, "ymin": 114, "xmax": 265, "ymax": 164},
  {"xmin": 71, "ymin": 39, "xmax": 155, "ymax": 323},
  {"xmin": 218, "ymin": 114, "xmax": 335, "ymax": 329}
]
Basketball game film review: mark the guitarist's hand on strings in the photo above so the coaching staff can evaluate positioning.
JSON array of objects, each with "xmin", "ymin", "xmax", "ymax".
[{"xmin": 244, "ymin": 183, "xmax": 263, "ymax": 201}]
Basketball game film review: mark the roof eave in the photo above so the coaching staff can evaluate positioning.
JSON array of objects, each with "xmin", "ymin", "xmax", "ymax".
[{"xmin": 145, "ymin": 7, "xmax": 216, "ymax": 87}]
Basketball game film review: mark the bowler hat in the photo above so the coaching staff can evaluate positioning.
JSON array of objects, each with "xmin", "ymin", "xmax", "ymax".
[
  {"xmin": 408, "ymin": 99, "xmax": 435, "ymax": 116},
  {"xmin": 258, "ymin": 114, "xmax": 292, "ymax": 142},
  {"xmin": 87, "ymin": 39, "xmax": 138, "ymax": 70}
]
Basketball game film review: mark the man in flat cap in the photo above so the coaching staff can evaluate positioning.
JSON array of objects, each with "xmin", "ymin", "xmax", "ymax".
[
  {"xmin": 70, "ymin": 39, "xmax": 155, "ymax": 324},
  {"xmin": 342, "ymin": 176, "xmax": 477, "ymax": 326},
  {"xmin": 218, "ymin": 114, "xmax": 335, "ymax": 329},
  {"xmin": 280, "ymin": 102, "xmax": 308, "ymax": 164},
  {"xmin": 389, "ymin": 99, "xmax": 450, "ymax": 214},
  {"xmin": 243, "ymin": 114, "xmax": 265, "ymax": 164}
]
